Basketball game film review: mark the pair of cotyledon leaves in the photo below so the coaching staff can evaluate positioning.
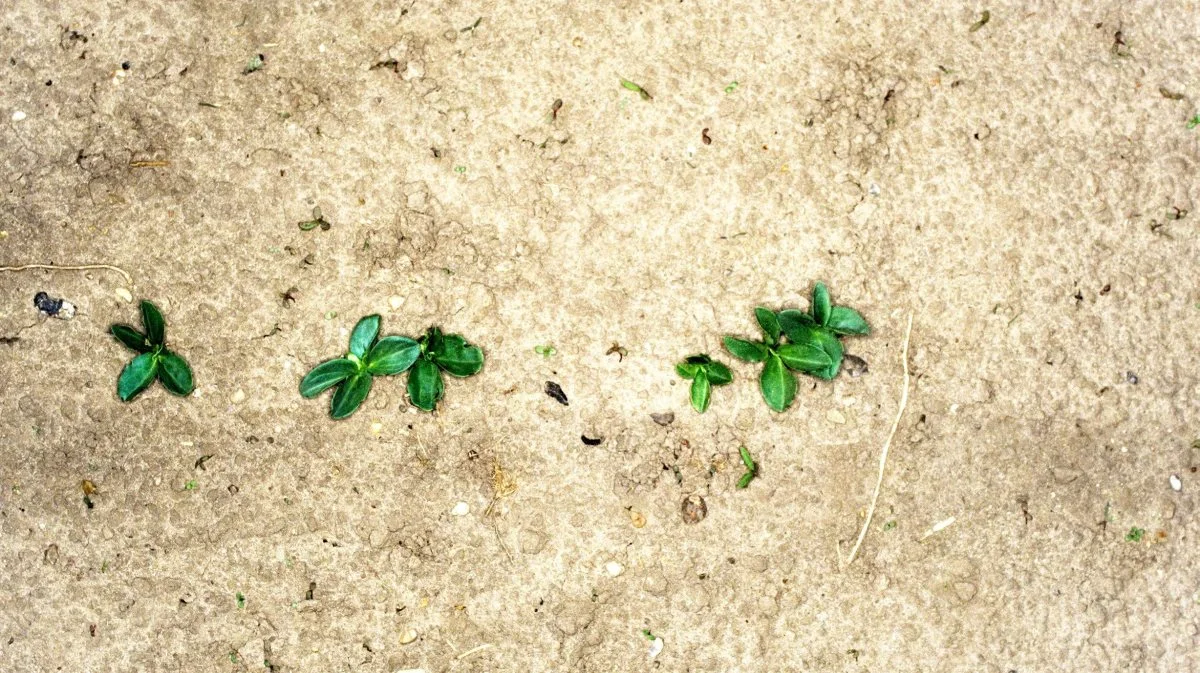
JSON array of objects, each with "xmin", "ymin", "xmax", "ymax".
[
  {"xmin": 109, "ymin": 300, "xmax": 195, "ymax": 401},
  {"xmin": 299, "ymin": 315, "xmax": 483, "ymax": 419},
  {"xmin": 722, "ymin": 283, "xmax": 869, "ymax": 412}
]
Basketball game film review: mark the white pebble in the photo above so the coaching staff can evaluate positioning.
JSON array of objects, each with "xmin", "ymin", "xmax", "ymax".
[
  {"xmin": 451, "ymin": 501, "xmax": 470, "ymax": 516},
  {"xmin": 826, "ymin": 409, "xmax": 846, "ymax": 424},
  {"xmin": 389, "ymin": 295, "xmax": 404, "ymax": 309},
  {"xmin": 647, "ymin": 637, "xmax": 663, "ymax": 659},
  {"xmin": 370, "ymin": 422, "xmax": 383, "ymax": 435},
  {"xmin": 114, "ymin": 287, "xmax": 133, "ymax": 303},
  {"xmin": 605, "ymin": 561, "xmax": 624, "ymax": 577},
  {"xmin": 231, "ymin": 389, "xmax": 246, "ymax": 404},
  {"xmin": 1170, "ymin": 474, "xmax": 1182, "ymax": 492},
  {"xmin": 11, "ymin": 110, "xmax": 26, "ymax": 122},
  {"xmin": 398, "ymin": 629, "xmax": 418, "ymax": 645}
]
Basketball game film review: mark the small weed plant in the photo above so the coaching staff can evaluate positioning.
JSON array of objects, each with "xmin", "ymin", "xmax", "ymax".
[{"xmin": 109, "ymin": 300, "xmax": 194, "ymax": 401}]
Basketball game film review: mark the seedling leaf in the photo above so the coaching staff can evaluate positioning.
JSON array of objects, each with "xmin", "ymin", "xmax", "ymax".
[
  {"xmin": 777, "ymin": 308, "xmax": 815, "ymax": 335},
  {"xmin": 299, "ymin": 358, "xmax": 358, "ymax": 397},
  {"xmin": 432, "ymin": 334, "xmax": 484, "ymax": 377},
  {"xmin": 407, "ymin": 357, "xmax": 444, "ymax": 411},
  {"xmin": 348, "ymin": 314, "xmax": 381, "ymax": 358},
  {"xmin": 755, "ymin": 307, "xmax": 781, "ymax": 344},
  {"xmin": 811, "ymin": 283, "xmax": 831, "ymax": 326},
  {"xmin": 705, "ymin": 361, "xmax": 733, "ymax": 385},
  {"xmin": 776, "ymin": 342, "xmax": 831, "ymax": 373},
  {"xmin": 690, "ymin": 372, "xmax": 712, "ymax": 413},
  {"xmin": 118, "ymin": 352, "xmax": 158, "ymax": 401},
  {"xmin": 723, "ymin": 336, "xmax": 768, "ymax": 362},
  {"xmin": 366, "ymin": 336, "xmax": 421, "ymax": 375},
  {"xmin": 157, "ymin": 351, "xmax": 194, "ymax": 396},
  {"xmin": 110, "ymin": 324, "xmax": 150, "ymax": 353},
  {"xmin": 675, "ymin": 363, "xmax": 701, "ymax": 379},
  {"xmin": 759, "ymin": 353, "xmax": 796, "ymax": 412},
  {"xmin": 808, "ymin": 328, "xmax": 844, "ymax": 379},
  {"xmin": 140, "ymin": 300, "xmax": 166, "ymax": 346},
  {"xmin": 827, "ymin": 306, "xmax": 870, "ymax": 335},
  {"xmin": 329, "ymin": 372, "xmax": 372, "ymax": 419}
]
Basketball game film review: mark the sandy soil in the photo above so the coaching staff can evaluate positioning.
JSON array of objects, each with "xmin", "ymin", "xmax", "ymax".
[{"xmin": 2, "ymin": 1, "xmax": 1199, "ymax": 671}]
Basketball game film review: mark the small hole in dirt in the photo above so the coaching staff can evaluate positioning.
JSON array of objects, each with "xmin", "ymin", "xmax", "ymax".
[
  {"xmin": 121, "ymin": 61, "xmax": 130, "ymax": 70},
  {"xmin": 45, "ymin": 79, "xmax": 52, "ymax": 86},
  {"xmin": 727, "ymin": 557, "xmax": 736, "ymax": 564}
]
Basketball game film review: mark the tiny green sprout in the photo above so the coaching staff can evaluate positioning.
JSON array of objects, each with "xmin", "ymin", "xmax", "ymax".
[
  {"xmin": 243, "ymin": 53, "xmax": 264, "ymax": 75},
  {"xmin": 236, "ymin": 592, "xmax": 246, "ymax": 609},
  {"xmin": 534, "ymin": 344, "xmax": 557, "ymax": 357},
  {"xmin": 297, "ymin": 206, "xmax": 330, "ymax": 231},
  {"xmin": 882, "ymin": 520, "xmax": 897, "ymax": 531},
  {"xmin": 184, "ymin": 480, "xmax": 197, "ymax": 491},
  {"xmin": 641, "ymin": 628, "xmax": 656, "ymax": 641},
  {"xmin": 723, "ymin": 283, "xmax": 869, "ymax": 411},
  {"xmin": 454, "ymin": 165, "xmax": 467, "ymax": 174},
  {"xmin": 735, "ymin": 445, "xmax": 758, "ymax": 489},
  {"xmin": 301, "ymin": 314, "xmax": 422, "ymax": 419},
  {"xmin": 724, "ymin": 81, "xmax": 739, "ymax": 94},
  {"xmin": 406, "ymin": 326, "xmax": 485, "ymax": 411},
  {"xmin": 1125, "ymin": 527, "xmax": 1145, "ymax": 542},
  {"xmin": 620, "ymin": 78, "xmax": 653, "ymax": 100},
  {"xmin": 1188, "ymin": 114, "xmax": 1200, "ymax": 129},
  {"xmin": 109, "ymin": 300, "xmax": 195, "ymax": 402},
  {"xmin": 675, "ymin": 354, "xmax": 733, "ymax": 413}
]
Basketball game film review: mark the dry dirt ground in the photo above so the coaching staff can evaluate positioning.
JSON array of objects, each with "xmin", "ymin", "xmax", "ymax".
[{"xmin": 2, "ymin": 1, "xmax": 1199, "ymax": 671}]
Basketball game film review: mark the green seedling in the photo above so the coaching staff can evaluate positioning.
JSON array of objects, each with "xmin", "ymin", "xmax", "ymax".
[
  {"xmin": 675, "ymin": 354, "xmax": 733, "ymax": 413},
  {"xmin": 299, "ymin": 314, "xmax": 421, "ymax": 419},
  {"xmin": 534, "ymin": 344, "xmax": 557, "ymax": 357},
  {"xmin": 406, "ymin": 326, "xmax": 485, "ymax": 411},
  {"xmin": 620, "ymin": 78, "xmax": 653, "ymax": 101},
  {"xmin": 1188, "ymin": 114, "xmax": 1200, "ymax": 130},
  {"xmin": 735, "ymin": 445, "xmax": 758, "ymax": 489},
  {"xmin": 109, "ymin": 300, "xmax": 195, "ymax": 401},
  {"xmin": 724, "ymin": 283, "xmax": 869, "ymax": 411},
  {"xmin": 1125, "ymin": 527, "xmax": 1145, "ymax": 542}
]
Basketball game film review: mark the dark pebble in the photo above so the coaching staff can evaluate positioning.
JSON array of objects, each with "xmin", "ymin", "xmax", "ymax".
[
  {"xmin": 545, "ymin": 381, "xmax": 568, "ymax": 406},
  {"xmin": 581, "ymin": 435, "xmax": 603, "ymax": 446},
  {"xmin": 33, "ymin": 292, "xmax": 64, "ymax": 316},
  {"xmin": 680, "ymin": 495, "xmax": 707, "ymax": 524},
  {"xmin": 650, "ymin": 412, "xmax": 675, "ymax": 426}
]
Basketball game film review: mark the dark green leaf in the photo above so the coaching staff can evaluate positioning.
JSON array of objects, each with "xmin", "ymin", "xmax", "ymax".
[
  {"xmin": 299, "ymin": 358, "xmax": 358, "ymax": 398},
  {"xmin": 140, "ymin": 301, "xmax": 166, "ymax": 346},
  {"xmin": 738, "ymin": 445, "xmax": 756, "ymax": 471},
  {"xmin": 705, "ymin": 361, "xmax": 733, "ymax": 385},
  {"xmin": 110, "ymin": 324, "xmax": 150, "ymax": 353},
  {"xmin": 689, "ymin": 373, "xmax": 712, "ymax": 413},
  {"xmin": 422, "ymin": 326, "xmax": 444, "ymax": 355},
  {"xmin": 777, "ymin": 309, "xmax": 815, "ymax": 337},
  {"xmin": 684, "ymin": 354, "xmax": 713, "ymax": 366},
  {"xmin": 407, "ymin": 357, "xmax": 444, "ymax": 411},
  {"xmin": 348, "ymin": 314, "xmax": 381, "ymax": 358},
  {"xmin": 675, "ymin": 362, "xmax": 701, "ymax": 380},
  {"xmin": 808, "ymin": 328, "xmax": 845, "ymax": 380},
  {"xmin": 157, "ymin": 351, "xmax": 194, "ymax": 396},
  {"xmin": 366, "ymin": 336, "xmax": 421, "ymax": 375},
  {"xmin": 755, "ymin": 307, "xmax": 781, "ymax": 344},
  {"xmin": 776, "ymin": 342, "xmax": 832, "ymax": 373},
  {"xmin": 827, "ymin": 306, "xmax": 870, "ymax": 335},
  {"xmin": 117, "ymin": 353, "xmax": 158, "ymax": 401},
  {"xmin": 759, "ymin": 353, "xmax": 797, "ymax": 412},
  {"xmin": 329, "ymin": 372, "xmax": 372, "ymax": 420},
  {"xmin": 723, "ymin": 336, "xmax": 768, "ymax": 362},
  {"xmin": 432, "ymin": 334, "xmax": 484, "ymax": 377},
  {"xmin": 811, "ymin": 283, "xmax": 831, "ymax": 326}
]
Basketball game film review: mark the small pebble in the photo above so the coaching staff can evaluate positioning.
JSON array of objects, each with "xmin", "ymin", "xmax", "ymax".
[
  {"xmin": 389, "ymin": 295, "xmax": 404, "ymax": 309},
  {"xmin": 231, "ymin": 389, "xmax": 246, "ymax": 404},
  {"xmin": 629, "ymin": 510, "xmax": 646, "ymax": 528},
  {"xmin": 1125, "ymin": 371, "xmax": 1139, "ymax": 385},
  {"xmin": 648, "ymin": 637, "xmax": 664, "ymax": 659},
  {"xmin": 544, "ymin": 381, "xmax": 569, "ymax": 406},
  {"xmin": 11, "ymin": 110, "xmax": 26, "ymax": 122},
  {"xmin": 451, "ymin": 501, "xmax": 470, "ymax": 516},
  {"xmin": 605, "ymin": 561, "xmax": 624, "ymax": 577},
  {"xmin": 826, "ymin": 409, "xmax": 846, "ymax": 424},
  {"xmin": 650, "ymin": 412, "xmax": 675, "ymax": 426},
  {"xmin": 114, "ymin": 287, "xmax": 133, "ymax": 303},
  {"xmin": 680, "ymin": 495, "xmax": 707, "ymax": 524},
  {"xmin": 843, "ymin": 354, "xmax": 869, "ymax": 378},
  {"xmin": 1170, "ymin": 474, "xmax": 1182, "ymax": 491},
  {"xmin": 370, "ymin": 422, "xmax": 383, "ymax": 435},
  {"xmin": 398, "ymin": 629, "xmax": 418, "ymax": 645}
]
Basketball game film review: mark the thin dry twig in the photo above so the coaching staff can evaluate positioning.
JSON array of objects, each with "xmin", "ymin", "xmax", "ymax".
[
  {"xmin": 455, "ymin": 643, "xmax": 493, "ymax": 660},
  {"xmin": 0, "ymin": 263, "xmax": 132, "ymax": 285},
  {"xmin": 845, "ymin": 312, "xmax": 914, "ymax": 566}
]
